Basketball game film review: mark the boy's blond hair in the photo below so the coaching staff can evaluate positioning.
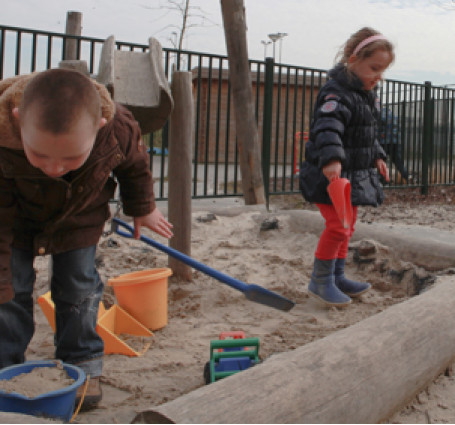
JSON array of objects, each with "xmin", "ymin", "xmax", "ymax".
[{"xmin": 19, "ymin": 68, "xmax": 101, "ymax": 133}]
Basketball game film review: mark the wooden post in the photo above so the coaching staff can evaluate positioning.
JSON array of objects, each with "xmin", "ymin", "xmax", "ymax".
[
  {"xmin": 133, "ymin": 277, "xmax": 455, "ymax": 424},
  {"xmin": 64, "ymin": 11, "xmax": 82, "ymax": 60},
  {"xmin": 168, "ymin": 72, "xmax": 193, "ymax": 280},
  {"xmin": 220, "ymin": 0, "xmax": 266, "ymax": 205}
]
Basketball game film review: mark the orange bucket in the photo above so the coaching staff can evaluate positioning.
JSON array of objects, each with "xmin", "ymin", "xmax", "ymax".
[{"xmin": 108, "ymin": 268, "xmax": 172, "ymax": 330}]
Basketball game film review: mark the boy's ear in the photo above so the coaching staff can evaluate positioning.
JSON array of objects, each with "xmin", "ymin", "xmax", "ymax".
[
  {"xmin": 99, "ymin": 117, "xmax": 107, "ymax": 129},
  {"xmin": 12, "ymin": 107, "xmax": 20, "ymax": 120}
]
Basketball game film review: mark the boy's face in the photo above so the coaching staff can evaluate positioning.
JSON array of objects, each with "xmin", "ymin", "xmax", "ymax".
[{"xmin": 14, "ymin": 107, "xmax": 106, "ymax": 178}]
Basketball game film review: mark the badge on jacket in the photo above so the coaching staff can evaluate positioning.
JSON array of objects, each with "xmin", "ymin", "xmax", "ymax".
[{"xmin": 320, "ymin": 100, "xmax": 338, "ymax": 113}]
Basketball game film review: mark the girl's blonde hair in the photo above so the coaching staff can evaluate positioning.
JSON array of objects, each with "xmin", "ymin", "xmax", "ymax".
[{"xmin": 336, "ymin": 27, "xmax": 395, "ymax": 66}]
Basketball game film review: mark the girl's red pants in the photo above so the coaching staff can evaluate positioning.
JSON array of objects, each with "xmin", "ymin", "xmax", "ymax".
[{"xmin": 314, "ymin": 203, "xmax": 358, "ymax": 260}]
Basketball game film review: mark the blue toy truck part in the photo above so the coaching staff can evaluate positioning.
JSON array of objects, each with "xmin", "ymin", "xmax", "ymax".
[{"xmin": 205, "ymin": 337, "xmax": 260, "ymax": 384}]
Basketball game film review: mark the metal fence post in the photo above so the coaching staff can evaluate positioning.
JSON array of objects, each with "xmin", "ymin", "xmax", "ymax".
[
  {"xmin": 262, "ymin": 57, "xmax": 274, "ymax": 207},
  {"xmin": 400, "ymin": 100, "xmax": 406, "ymax": 179},
  {"xmin": 422, "ymin": 81, "xmax": 433, "ymax": 195}
]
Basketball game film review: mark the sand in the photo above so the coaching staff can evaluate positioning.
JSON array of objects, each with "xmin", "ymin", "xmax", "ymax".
[
  {"xmin": 13, "ymin": 189, "xmax": 455, "ymax": 423},
  {"xmin": 0, "ymin": 363, "xmax": 74, "ymax": 398}
]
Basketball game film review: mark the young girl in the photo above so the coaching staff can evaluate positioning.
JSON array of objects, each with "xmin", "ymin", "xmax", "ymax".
[{"xmin": 299, "ymin": 27, "xmax": 393, "ymax": 306}]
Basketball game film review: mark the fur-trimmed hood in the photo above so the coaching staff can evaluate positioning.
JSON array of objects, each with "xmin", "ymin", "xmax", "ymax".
[{"xmin": 0, "ymin": 73, "xmax": 116, "ymax": 149}]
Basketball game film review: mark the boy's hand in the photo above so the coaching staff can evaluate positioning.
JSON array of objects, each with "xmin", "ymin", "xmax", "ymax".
[
  {"xmin": 375, "ymin": 158, "xmax": 390, "ymax": 182},
  {"xmin": 322, "ymin": 160, "xmax": 341, "ymax": 182},
  {"xmin": 133, "ymin": 209, "xmax": 174, "ymax": 239}
]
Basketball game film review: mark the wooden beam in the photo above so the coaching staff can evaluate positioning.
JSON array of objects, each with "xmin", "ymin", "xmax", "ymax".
[
  {"xmin": 64, "ymin": 11, "xmax": 82, "ymax": 61},
  {"xmin": 168, "ymin": 72, "xmax": 193, "ymax": 280},
  {"xmin": 133, "ymin": 277, "xmax": 455, "ymax": 423},
  {"xmin": 220, "ymin": 0, "xmax": 265, "ymax": 205}
]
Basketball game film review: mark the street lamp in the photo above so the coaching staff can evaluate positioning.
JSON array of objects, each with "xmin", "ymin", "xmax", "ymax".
[
  {"xmin": 261, "ymin": 40, "xmax": 271, "ymax": 59},
  {"xmin": 268, "ymin": 32, "xmax": 288, "ymax": 62}
]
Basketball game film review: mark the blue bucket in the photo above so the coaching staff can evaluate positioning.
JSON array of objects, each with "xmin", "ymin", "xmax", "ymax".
[{"xmin": 0, "ymin": 360, "xmax": 86, "ymax": 421}]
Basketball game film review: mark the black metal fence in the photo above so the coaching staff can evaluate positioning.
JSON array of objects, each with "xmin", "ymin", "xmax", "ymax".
[{"xmin": 1, "ymin": 24, "xmax": 453, "ymax": 201}]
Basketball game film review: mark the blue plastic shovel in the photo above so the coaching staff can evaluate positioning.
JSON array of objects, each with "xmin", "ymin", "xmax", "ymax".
[{"xmin": 112, "ymin": 218, "xmax": 295, "ymax": 312}]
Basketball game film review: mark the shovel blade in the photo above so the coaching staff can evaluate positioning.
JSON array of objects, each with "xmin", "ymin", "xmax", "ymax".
[
  {"xmin": 327, "ymin": 177, "xmax": 353, "ymax": 229},
  {"xmin": 245, "ymin": 284, "xmax": 295, "ymax": 311}
]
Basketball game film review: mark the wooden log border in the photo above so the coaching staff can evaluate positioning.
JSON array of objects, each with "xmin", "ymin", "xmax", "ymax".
[{"xmin": 133, "ymin": 277, "xmax": 455, "ymax": 423}]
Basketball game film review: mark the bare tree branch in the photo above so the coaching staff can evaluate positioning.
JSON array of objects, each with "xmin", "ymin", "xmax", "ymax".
[{"xmin": 140, "ymin": 0, "xmax": 219, "ymax": 49}]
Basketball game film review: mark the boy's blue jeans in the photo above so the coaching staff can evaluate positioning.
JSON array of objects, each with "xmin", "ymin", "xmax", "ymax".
[{"xmin": 0, "ymin": 245, "xmax": 104, "ymax": 378}]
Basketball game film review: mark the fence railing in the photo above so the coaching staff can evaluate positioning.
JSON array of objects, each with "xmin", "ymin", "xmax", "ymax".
[{"xmin": 1, "ymin": 24, "xmax": 454, "ymax": 201}]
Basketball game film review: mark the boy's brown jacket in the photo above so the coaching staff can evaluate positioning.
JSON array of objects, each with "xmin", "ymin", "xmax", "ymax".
[{"xmin": 0, "ymin": 73, "xmax": 157, "ymax": 303}]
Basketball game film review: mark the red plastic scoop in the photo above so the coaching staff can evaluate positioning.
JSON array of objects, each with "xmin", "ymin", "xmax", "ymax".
[{"xmin": 327, "ymin": 177, "xmax": 353, "ymax": 229}]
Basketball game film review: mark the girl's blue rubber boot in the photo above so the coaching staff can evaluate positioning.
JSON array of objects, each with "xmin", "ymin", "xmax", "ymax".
[
  {"xmin": 308, "ymin": 258, "xmax": 351, "ymax": 306},
  {"xmin": 334, "ymin": 258, "xmax": 371, "ymax": 297}
]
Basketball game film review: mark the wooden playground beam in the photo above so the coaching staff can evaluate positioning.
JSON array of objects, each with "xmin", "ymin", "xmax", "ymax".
[
  {"xmin": 220, "ymin": 0, "xmax": 266, "ymax": 205},
  {"xmin": 168, "ymin": 71, "xmax": 193, "ymax": 280},
  {"xmin": 132, "ymin": 277, "xmax": 455, "ymax": 423},
  {"xmin": 64, "ymin": 11, "xmax": 82, "ymax": 61}
]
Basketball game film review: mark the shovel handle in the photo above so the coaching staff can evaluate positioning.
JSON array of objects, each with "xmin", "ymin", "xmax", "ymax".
[
  {"xmin": 112, "ymin": 218, "xmax": 248, "ymax": 292},
  {"xmin": 113, "ymin": 219, "xmax": 136, "ymax": 239},
  {"xmin": 112, "ymin": 218, "xmax": 295, "ymax": 311}
]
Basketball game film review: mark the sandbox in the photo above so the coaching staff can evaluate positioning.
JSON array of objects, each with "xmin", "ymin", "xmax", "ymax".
[{"xmin": 8, "ymin": 206, "xmax": 455, "ymax": 423}]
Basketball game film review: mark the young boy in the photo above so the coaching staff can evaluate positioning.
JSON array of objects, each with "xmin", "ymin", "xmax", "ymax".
[{"xmin": 0, "ymin": 68, "xmax": 173, "ymax": 408}]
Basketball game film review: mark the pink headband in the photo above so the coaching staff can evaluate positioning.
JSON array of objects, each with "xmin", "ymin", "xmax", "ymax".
[{"xmin": 353, "ymin": 34, "xmax": 387, "ymax": 56}]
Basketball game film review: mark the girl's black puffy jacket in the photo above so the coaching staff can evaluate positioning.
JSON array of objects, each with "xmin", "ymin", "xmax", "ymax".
[{"xmin": 299, "ymin": 63, "xmax": 386, "ymax": 206}]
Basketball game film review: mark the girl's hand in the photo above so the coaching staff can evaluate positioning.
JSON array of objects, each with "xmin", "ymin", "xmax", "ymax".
[
  {"xmin": 322, "ymin": 160, "xmax": 342, "ymax": 182},
  {"xmin": 375, "ymin": 158, "xmax": 390, "ymax": 182},
  {"xmin": 133, "ymin": 209, "xmax": 174, "ymax": 239}
]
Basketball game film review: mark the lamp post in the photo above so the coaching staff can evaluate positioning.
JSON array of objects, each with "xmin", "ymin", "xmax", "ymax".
[
  {"xmin": 261, "ymin": 40, "xmax": 271, "ymax": 59},
  {"xmin": 268, "ymin": 32, "xmax": 288, "ymax": 62}
]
